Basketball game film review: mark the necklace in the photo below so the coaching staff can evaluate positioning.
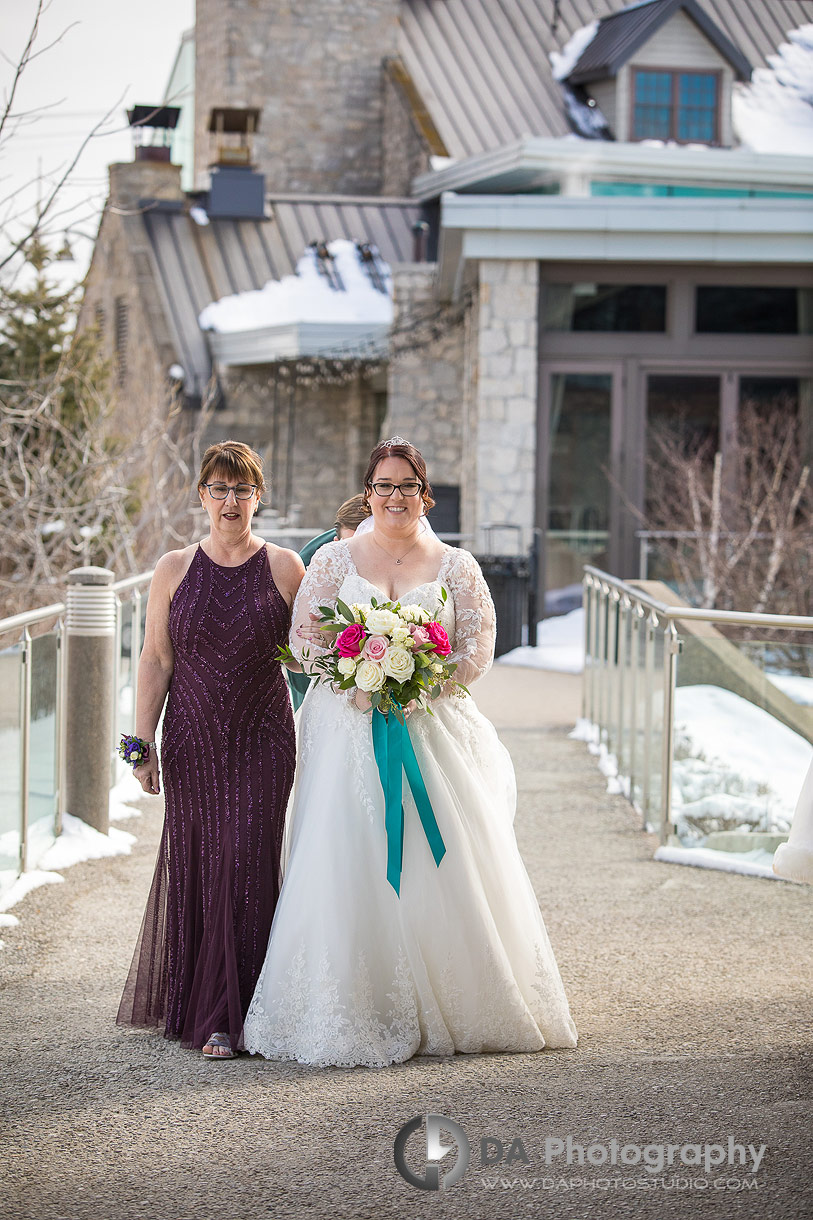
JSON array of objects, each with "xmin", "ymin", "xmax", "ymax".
[{"xmin": 372, "ymin": 532, "xmax": 421, "ymax": 565}]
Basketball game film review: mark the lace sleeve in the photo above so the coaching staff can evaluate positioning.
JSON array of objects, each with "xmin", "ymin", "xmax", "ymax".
[
  {"xmin": 442, "ymin": 548, "xmax": 496, "ymax": 691},
  {"xmin": 289, "ymin": 542, "xmax": 351, "ymax": 673}
]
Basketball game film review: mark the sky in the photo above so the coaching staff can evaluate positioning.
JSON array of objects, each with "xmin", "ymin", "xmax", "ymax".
[{"xmin": 1, "ymin": 0, "xmax": 194, "ymax": 286}]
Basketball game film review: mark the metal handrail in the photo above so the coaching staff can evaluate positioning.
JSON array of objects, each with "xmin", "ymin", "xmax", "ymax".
[
  {"xmin": 0, "ymin": 602, "xmax": 66, "ymax": 636},
  {"xmin": 0, "ymin": 570, "xmax": 154, "ymax": 897},
  {"xmin": 582, "ymin": 567, "xmax": 813, "ymax": 851},
  {"xmin": 583, "ymin": 566, "xmax": 813, "ymax": 631}
]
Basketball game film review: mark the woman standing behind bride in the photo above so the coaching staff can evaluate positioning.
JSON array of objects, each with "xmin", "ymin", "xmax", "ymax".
[{"xmin": 243, "ymin": 437, "xmax": 577, "ymax": 1066}]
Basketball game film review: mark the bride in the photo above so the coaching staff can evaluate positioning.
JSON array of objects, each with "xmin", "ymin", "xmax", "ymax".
[{"xmin": 242, "ymin": 438, "xmax": 577, "ymax": 1066}]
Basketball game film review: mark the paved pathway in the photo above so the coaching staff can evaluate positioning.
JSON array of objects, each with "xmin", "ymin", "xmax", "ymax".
[{"xmin": 1, "ymin": 667, "xmax": 811, "ymax": 1220}]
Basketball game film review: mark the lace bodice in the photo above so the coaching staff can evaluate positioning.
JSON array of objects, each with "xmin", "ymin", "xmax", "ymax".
[{"xmin": 289, "ymin": 540, "xmax": 496, "ymax": 693}]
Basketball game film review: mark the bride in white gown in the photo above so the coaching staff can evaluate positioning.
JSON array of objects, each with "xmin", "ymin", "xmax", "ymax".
[{"xmin": 243, "ymin": 439, "xmax": 577, "ymax": 1067}]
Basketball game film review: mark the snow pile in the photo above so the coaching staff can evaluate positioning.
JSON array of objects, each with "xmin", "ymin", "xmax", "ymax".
[
  {"xmin": 199, "ymin": 239, "xmax": 393, "ymax": 334},
  {"xmin": 498, "ymin": 607, "xmax": 584, "ymax": 673},
  {"xmin": 550, "ymin": 20, "xmax": 599, "ymax": 82},
  {"xmin": 0, "ymin": 870, "xmax": 64, "ymax": 915},
  {"xmin": 672, "ymin": 685, "xmax": 812, "ymax": 838},
  {"xmin": 109, "ymin": 760, "xmax": 146, "ymax": 821},
  {"xmin": 733, "ymin": 24, "xmax": 813, "ymax": 156},
  {"xmin": 37, "ymin": 812, "xmax": 136, "ymax": 871},
  {"xmin": 654, "ymin": 843, "xmax": 780, "ymax": 880}
]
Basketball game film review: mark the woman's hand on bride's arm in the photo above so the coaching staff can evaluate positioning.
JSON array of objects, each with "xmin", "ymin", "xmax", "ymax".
[{"xmin": 296, "ymin": 612, "xmax": 332, "ymax": 649}]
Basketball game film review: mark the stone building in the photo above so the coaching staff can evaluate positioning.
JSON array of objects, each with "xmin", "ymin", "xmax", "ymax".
[{"xmin": 81, "ymin": 0, "xmax": 813, "ymax": 616}]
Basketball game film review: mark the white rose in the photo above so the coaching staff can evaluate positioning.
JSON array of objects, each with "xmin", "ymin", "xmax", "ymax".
[
  {"xmin": 390, "ymin": 624, "xmax": 411, "ymax": 646},
  {"xmin": 365, "ymin": 608, "xmax": 401, "ymax": 635},
  {"xmin": 431, "ymin": 661, "xmax": 445, "ymax": 675},
  {"xmin": 337, "ymin": 656, "xmax": 357, "ymax": 676},
  {"xmin": 401, "ymin": 604, "xmax": 430, "ymax": 625},
  {"xmin": 381, "ymin": 646, "xmax": 415, "ymax": 682},
  {"xmin": 355, "ymin": 659, "xmax": 387, "ymax": 692}
]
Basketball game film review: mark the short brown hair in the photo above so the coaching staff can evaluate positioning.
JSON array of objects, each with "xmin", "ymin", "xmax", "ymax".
[
  {"xmin": 363, "ymin": 439, "xmax": 435, "ymax": 512},
  {"xmin": 334, "ymin": 493, "xmax": 371, "ymax": 533},
  {"xmin": 197, "ymin": 441, "xmax": 266, "ymax": 494}
]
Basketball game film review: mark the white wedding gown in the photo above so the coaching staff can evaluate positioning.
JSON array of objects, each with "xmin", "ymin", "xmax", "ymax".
[{"xmin": 242, "ymin": 541, "xmax": 578, "ymax": 1066}]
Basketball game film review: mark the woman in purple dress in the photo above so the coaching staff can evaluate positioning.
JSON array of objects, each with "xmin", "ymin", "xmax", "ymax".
[{"xmin": 117, "ymin": 441, "xmax": 304, "ymax": 1059}]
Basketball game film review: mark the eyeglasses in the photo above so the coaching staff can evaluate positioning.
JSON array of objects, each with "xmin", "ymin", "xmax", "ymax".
[
  {"xmin": 204, "ymin": 483, "xmax": 257, "ymax": 500},
  {"xmin": 370, "ymin": 480, "xmax": 423, "ymax": 497}
]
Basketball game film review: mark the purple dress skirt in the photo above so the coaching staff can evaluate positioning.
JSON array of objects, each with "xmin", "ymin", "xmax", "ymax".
[{"xmin": 117, "ymin": 545, "xmax": 296, "ymax": 1050}]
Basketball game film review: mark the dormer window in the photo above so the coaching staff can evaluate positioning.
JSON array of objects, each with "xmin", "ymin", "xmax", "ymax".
[
  {"xmin": 633, "ymin": 69, "xmax": 719, "ymax": 143},
  {"xmin": 562, "ymin": 0, "xmax": 750, "ymax": 149}
]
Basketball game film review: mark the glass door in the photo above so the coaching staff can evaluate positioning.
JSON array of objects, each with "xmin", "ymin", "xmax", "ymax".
[{"xmin": 538, "ymin": 368, "xmax": 622, "ymax": 618}]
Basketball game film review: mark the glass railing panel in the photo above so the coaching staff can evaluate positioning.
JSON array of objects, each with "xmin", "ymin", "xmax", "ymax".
[
  {"xmin": 670, "ymin": 631, "xmax": 813, "ymax": 869},
  {"xmin": 0, "ymin": 640, "xmax": 22, "ymax": 893},
  {"xmin": 27, "ymin": 631, "xmax": 58, "ymax": 868}
]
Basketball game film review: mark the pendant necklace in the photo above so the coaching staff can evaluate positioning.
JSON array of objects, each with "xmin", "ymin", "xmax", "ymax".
[{"xmin": 372, "ymin": 532, "xmax": 421, "ymax": 565}]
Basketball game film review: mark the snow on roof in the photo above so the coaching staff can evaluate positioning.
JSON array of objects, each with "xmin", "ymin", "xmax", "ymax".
[
  {"xmin": 198, "ymin": 239, "xmax": 393, "ymax": 334},
  {"xmin": 550, "ymin": 20, "xmax": 599, "ymax": 83},
  {"xmin": 733, "ymin": 24, "xmax": 813, "ymax": 156}
]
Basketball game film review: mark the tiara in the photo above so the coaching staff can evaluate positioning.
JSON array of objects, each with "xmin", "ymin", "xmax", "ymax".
[{"xmin": 382, "ymin": 435, "xmax": 410, "ymax": 447}]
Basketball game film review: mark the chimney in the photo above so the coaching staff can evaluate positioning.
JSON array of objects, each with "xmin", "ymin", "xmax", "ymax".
[{"xmin": 206, "ymin": 107, "xmax": 266, "ymax": 220}]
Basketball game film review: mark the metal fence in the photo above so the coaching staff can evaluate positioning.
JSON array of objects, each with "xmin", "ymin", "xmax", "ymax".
[
  {"xmin": 582, "ymin": 567, "xmax": 813, "ymax": 855},
  {"xmin": 0, "ymin": 571, "xmax": 152, "ymax": 896}
]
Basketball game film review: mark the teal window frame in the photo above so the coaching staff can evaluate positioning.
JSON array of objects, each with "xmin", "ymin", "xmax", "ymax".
[{"xmin": 632, "ymin": 68, "xmax": 720, "ymax": 145}]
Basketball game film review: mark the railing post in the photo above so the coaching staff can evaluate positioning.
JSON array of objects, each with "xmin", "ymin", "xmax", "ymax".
[
  {"xmin": 65, "ymin": 567, "xmax": 116, "ymax": 834},
  {"xmin": 661, "ymin": 621, "xmax": 681, "ymax": 846},
  {"xmin": 19, "ymin": 627, "xmax": 32, "ymax": 873}
]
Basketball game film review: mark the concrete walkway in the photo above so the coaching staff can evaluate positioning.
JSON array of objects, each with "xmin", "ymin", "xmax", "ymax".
[{"xmin": 1, "ymin": 666, "xmax": 811, "ymax": 1220}]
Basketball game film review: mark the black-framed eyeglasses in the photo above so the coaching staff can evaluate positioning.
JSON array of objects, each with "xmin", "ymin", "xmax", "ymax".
[
  {"xmin": 204, "ymin": 483, "xmax": 258, "ymax": 500},
  {"xmin": 370, "ymin": 480, "xmax": 423, "ymax": 497}
]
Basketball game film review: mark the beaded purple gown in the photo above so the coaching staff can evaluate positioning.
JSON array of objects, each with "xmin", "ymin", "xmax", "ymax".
[{"xmin": 117, "ymin": 544, "xmax": 296, "ymax": 1051}]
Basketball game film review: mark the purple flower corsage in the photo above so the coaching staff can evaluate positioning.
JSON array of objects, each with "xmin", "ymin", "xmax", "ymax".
[{"xmin": 118, "ymin": 735, "xmax": 154, "ymax": 767}]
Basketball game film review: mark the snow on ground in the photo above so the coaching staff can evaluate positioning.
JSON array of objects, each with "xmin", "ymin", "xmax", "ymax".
[
  {"xmin": 654, "ymin": 844, "xmax": 781, "ymax": 880},
  {"xmin": 498, "ymin": 607, "xmax": 584, "ymax": 673},
  {"xmin": 767, "ymin": 673, "xmax": 813, "ymax": 705},
  {"xmin": 673, "ymin": 685, "xmax": 812, "ymax": 834},
  {"xmin": 550, "ymin": 20, "xmax": 599, "ymax": 82},
  {"xmin": 733, "ymin": 24, "xmax": 813, "ymax": 155},
  {"xmin": 0, "ymin": 869, "xmax": 64, "ymax": 914},
  {"xmin": 37, "ymin": 813, "xmax": 136, "ymax": 872},
  {"xmin": 199, "ymin": 239, "xmax": 393, "ymax": 334}
]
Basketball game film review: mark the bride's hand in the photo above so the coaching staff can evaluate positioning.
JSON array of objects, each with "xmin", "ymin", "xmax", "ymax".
[{"xmin": 354, "ymin": 689, "xmax": 372, "ymax": 713}]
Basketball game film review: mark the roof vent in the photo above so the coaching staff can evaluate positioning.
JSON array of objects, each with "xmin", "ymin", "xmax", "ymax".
[
  {"xmin": 127, "ymin": 105, "xmax": 180, "ymax": 163},
  {"xmin": 206, "ymin": 107, "xmax": 266, "ymax": 220}
]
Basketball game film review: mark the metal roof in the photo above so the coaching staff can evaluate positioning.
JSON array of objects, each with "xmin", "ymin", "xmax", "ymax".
[
  {"xmin": 567, "ymin": 0, "xmax": 752, "ymax": 85},
  {"xmin": 140, "ymin": 195, "xmax": 431, "ymax": 395},
  {"xmin": 397, "ymin": 0, "xmax": 813, "ymax": 158}
]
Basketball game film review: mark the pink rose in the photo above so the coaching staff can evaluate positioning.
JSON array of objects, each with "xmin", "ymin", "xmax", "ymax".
[
  {"xmin": 426, "ymin": 622, "xmax": 451, "ymax": 656},
  {"xmin": 362, "ymin": 635, "xmax": 389, "ymax": 662},
  {"xmin": 336, "ymin": 623, "xmax": 365, "ymax": 657},
  {"xmin": 410, "ymin": 625, "xmax": 431, "ymax": 649}
]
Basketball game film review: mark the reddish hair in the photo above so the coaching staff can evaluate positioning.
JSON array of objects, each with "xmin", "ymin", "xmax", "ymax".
[
  {"xmin": 197, "ymin": 440, "xmax": 266, "ymax": 494},
  {"xmin": 363, "ymin": 440, "xmax": 435, "ymax": 511}
]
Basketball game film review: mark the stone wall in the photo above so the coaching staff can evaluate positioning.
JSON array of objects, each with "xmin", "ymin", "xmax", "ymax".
[
  {"xmin": 384, "ymin": 266, "xmax": 466, "ymax": 492},
  {"xmin": 194, "ymin": 0, "xmax": 401, "ymax": 195},
  {"xmin": 79, "ymin": 162, "xmax": 185, "ymax": 435},
  {"xmin": 210, "ymin": 367, "xmax": 386, "ymax": 530},
  {"xmin": 464, "ymin": 260, "xmax": 539, "ymax": 553}
]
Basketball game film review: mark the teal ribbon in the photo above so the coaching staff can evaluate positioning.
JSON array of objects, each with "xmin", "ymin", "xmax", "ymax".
[{"xmin": 371, "ymin": 706, "xmax": 446, "ymax": 896}]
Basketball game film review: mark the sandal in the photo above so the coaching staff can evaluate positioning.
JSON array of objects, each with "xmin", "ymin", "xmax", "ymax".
[{"xmin": 202, "ymin": 1031, "xmax": 235, "ymax": 1059}]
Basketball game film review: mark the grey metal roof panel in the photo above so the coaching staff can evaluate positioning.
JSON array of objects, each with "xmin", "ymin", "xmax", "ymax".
[
  {"xmin": 568, "ymin": 0, "xmax": 752, "ymax": 84},
  {"xmin": 398, "ymin": 0, "xmax": 813, "ymax": 157},
  {"xmin": 140, "ymin": 197, "xmax": 427, "ymax": 390}
]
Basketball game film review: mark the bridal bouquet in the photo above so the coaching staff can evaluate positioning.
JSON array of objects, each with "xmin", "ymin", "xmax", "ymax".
[{"xmin": 285, "ymin": 591, "xmax": 466, "ymax": 721}]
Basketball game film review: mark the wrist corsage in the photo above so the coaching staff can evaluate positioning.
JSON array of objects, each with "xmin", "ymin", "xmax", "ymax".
[{"xmin": 118, "ymin": 735, "xmax": 156, "ymax": 767}]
